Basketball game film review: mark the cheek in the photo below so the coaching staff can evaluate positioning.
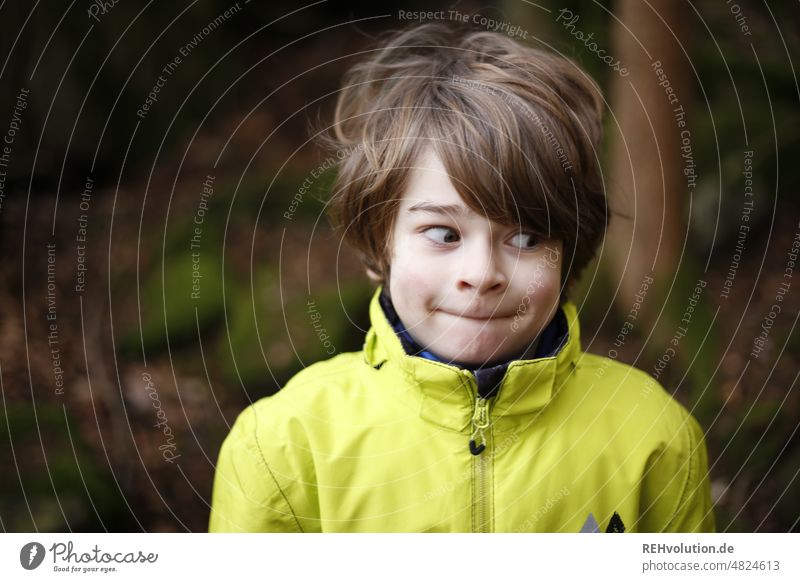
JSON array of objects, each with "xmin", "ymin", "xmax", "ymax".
[
  {"xmin": 537, "ymin": 271, "xmax": 561, "ymax": 298},
  {"xmin": 393, "ymin": 271, "xmax": 438, "ymax": 304},
  {"xmin": 514, "ymin": 260, "xmax": 561, "ymax": 300},
  {"xmin": 506, "ymin": 272, "xmax": 560, "ymax": 332},
  {"xmin": 391, "ymin": 240, "xmax": 443, "ymax": 287},
  {"xmin": 388, "ymin": 255, "xmax": 439, "ymax": 310}
]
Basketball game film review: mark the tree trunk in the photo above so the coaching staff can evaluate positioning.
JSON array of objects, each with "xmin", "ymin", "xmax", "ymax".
[{"xmin": 606, "ymin": 0, "xmax": 692, "ymax": 315}]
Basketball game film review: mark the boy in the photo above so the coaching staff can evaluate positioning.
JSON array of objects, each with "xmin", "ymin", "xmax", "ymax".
[{"xmin": 208, "ymin": 22, "xmax": 715, "ymax": 533}]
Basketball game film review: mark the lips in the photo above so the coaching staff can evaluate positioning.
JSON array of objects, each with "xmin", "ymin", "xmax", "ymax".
[{"xmin": 438, "ymin": 309, "xmax": 509, "ymax": 321}]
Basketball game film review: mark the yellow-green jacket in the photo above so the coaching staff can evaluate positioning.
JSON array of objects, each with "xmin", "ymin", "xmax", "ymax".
[{"xmin": 209, "ymin": 287, "xmax": 715, "ymax": 532}]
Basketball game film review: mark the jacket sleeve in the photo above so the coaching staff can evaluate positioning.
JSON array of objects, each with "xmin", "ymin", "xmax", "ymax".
[
  {"xmin": 208, "ymin": 405, "xmax": 304, "ymax": 532},
  {"xmin": 638, "ymin": 408, "xmax": 716, "ymax": 532}
]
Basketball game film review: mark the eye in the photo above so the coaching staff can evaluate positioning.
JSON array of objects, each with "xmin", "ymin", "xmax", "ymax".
[
  {"xmin": 423, "ymin": 226, "xmax": 460, "ymax": 245},
  {"xmin": 508, "ymin": 232, "xmax": 539, "ymax": 249}
]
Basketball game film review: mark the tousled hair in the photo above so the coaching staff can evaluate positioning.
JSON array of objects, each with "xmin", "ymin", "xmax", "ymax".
[{"xmin": 319, "ymin": 22, "xmax": 608, "ymax": 292}]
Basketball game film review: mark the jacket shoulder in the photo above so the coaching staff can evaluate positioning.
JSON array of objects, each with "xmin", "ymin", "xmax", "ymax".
[
  {"xmin": 270, "ymin": 352, "xmax": 370, "ymax": 404},
  {"xmin": 577, "ymin": 352, "xmax": 682, "ymax": 406},
  {"xmin": 279, "ymin": 350, "xmax": 367, "ymax": 395},
  {"xmin": 238, "ymin": 350, "xmax": 370, "ymax": 436},
  {"xmin": 573, "ymin": 352, "xmax": 703, "ymax": 440}
]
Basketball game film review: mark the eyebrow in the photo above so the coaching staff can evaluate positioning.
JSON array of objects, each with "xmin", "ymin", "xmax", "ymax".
[{"xmin": 406, "ymin": 202, "xmax": 469, "ymax": 216}]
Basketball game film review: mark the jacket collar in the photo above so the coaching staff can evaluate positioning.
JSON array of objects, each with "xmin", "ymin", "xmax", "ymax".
[{"xmin": 362, "ymin": 286, "xmax": 582, "ymax": 433}]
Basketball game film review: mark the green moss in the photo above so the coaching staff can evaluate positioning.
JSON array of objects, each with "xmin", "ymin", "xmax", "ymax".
[
  {"xmin": 0, "ymin": 403, "xmax": 136, "ymax": 531},
  {"xmin": 117, "ymin": 234, "xmax": 227, "ymax": 356},
  {"xmin": 216, "ymin": 272, "xmax": 371, "ymax": 391}
]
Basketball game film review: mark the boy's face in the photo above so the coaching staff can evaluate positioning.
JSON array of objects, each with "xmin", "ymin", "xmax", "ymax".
[{"xmin": 387, "ymin": 149, "xmax": 564, "ymax": 367}]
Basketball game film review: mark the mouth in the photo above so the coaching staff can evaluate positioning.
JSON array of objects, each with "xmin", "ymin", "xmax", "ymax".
[{"xmin": 438, "ymin": 309, "xmax": 510, "ymax": 321}]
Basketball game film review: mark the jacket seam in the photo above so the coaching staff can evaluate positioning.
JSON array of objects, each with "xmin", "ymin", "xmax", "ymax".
[
  {"xmin": 471, "ymin": 459, "xmax": 475, "ymax": 533},
  {"xmin": 664, "ymin": 411, "xmax": 695, "ymax": 531},
  {"xmin": 250, "ymin": 412, "xmax": 305, "ymax": 533},
  {"xmin": 490, "ymin": 425, "xmax": 496, "ymax": 532}
]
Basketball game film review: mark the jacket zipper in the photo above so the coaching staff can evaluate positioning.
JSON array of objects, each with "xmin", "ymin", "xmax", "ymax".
[
  {"xmin": 470, "ymin": 397, "xmax": 490, "ymax": 455},
  {"xmin": 470, "ymin": 396, "xmax": 492, "ymax": 532}
]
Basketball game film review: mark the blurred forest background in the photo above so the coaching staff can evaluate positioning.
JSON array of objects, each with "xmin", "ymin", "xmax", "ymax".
[{"xmin": 0, "ymin": 0, "xmax": 798, "ymax": 532}]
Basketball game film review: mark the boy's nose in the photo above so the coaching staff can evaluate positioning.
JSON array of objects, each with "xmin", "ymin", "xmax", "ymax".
[{"xmin": 456, "ymin": 247, "xmax": 508, "ymax": 294}]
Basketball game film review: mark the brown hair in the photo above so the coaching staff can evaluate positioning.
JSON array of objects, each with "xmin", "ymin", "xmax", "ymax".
[{"xmin": 320, "ymin": 22, "xmax": 607, "ymax": 291}]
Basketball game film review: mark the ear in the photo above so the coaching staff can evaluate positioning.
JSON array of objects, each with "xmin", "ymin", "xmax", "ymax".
[{"xmin": 365, "ymin": 268, "xmax": 382, "ymax": 283}]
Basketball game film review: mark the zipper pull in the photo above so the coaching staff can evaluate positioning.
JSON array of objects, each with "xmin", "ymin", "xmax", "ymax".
[{"xmin": 469, "ymin": 397, "xmax": 491, "ymax": 455}]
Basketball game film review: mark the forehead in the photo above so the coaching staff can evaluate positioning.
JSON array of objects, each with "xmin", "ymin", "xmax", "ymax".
[{"xmin": 398, "ymin": 149, "xmax": 482, "ymax": 217}]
